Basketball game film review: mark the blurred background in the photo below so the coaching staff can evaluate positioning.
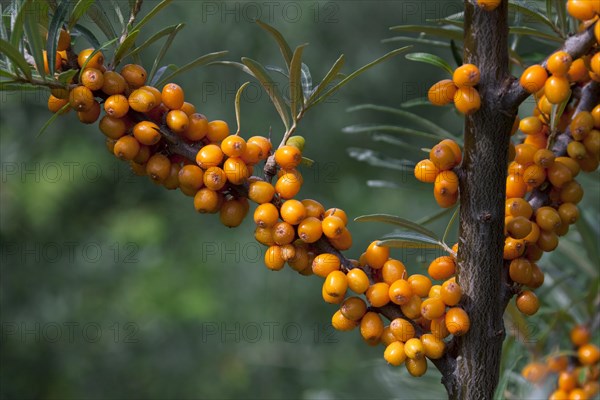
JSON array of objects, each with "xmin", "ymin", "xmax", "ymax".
[{"xmin": 1, "ymin": 1, "xmax": 598, "ymax": 399}]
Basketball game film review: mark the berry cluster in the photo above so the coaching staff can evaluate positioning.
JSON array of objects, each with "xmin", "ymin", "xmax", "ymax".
[
  {"xmin": 566, "ymin": 0, "xmax": 600, "ymax": 23},
  {"xmin": 414, "ymin": 139, "xmax": 462, "ymax": 208},
  {"xmin": 522, "ymin": 322, "xmax": 600, "ymax": 399},
  {"xmin": 427, "ymin": 64, "xmax": 481, "ymax": 115},
  {"xmin": 43, "ymin": 35, "xmax": 475, "ymax": 378}
]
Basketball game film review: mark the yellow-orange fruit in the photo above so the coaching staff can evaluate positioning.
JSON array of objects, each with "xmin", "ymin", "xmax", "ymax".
[
  {"xmin": 445, "ymin": 307, "xmax": 470, "ymax": 336},
  {"xmin": 453, "ymin": 64, "xmax": 480, "ymax": 87},
  {"xmin": 454, "ymin": 86, "xmax": 481, "ymax": 114},
  {"xmin": 516, "ymin": 290, "xmax": 539, "ymax": 315},
  {"xmin": 520, "ymin": 65, "xmax": 547, "ymax": 93},
  {"xmin": 428, "ymin": 79, "xmax": 457, "ymax": 105}
]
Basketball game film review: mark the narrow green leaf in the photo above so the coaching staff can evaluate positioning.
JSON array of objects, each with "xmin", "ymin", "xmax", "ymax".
[
  {"xmin": 289, "ymin": 43, "xmax": 307, "ymax": 121},
  {"xmin": 450, "ymin": 40, "xmax": 463, "ymax": 67},
  {"xmin": 208, "ymin": 60, "xmax": 253, "ymax": 75},
  {"xmin": 9, "ymin": 0, "xmax": 31, "ymax": 49},
  {"xmin": 554, "ymin": 0, "xmax": 568, "ymax": 36},
  {"xmin": 345, "ymin": 104, "xmax": 456, "ymax": 140},
  {"xmin": 509, "ymin": 27, "xmax": 562, "ymax": 43},
  {"xmin": 310, "ymin": 47, "xmax": 410, "ymax": 108},
  {"xmin": 508, "ymin": 2, "xmax": 560, "ymax": 36},
  {"xmin": 401, "ymin": 97, "xmax": 431, "ymax": 108},
  {"xmin": 0, "ymin": 69, "xmax": 17, "ymax": 79},
  {"xmin": 265, "ymin": 65, "xmax": 288, "ymax": 78},
  {"xmin": 0, "ymin": 38, "xmax": 32, "ymax": 80},
  {"xmin": 148, "ymin": 23, "xmax": 184, "ymax": 83},
  {"xmin": 405, "ymin": 52, "xmax": 453, "ymax": 75},
  {"xmin": 68, "ymin": 0, "xmax": 95, "ymax": 29},
  {"xmin": 72, "ymin": 24, "xmax": 101, "ymax": 49},
  {"xmin": 242, "ymin": 57, "xmax": 291, "ymax": 132},
  {"xmin": 576, "ymin": 216, "xmax": 600, "ymax": 264},
  {"xmin": 300, "ymin": 157, "xmax": 315, "ymax": 167},
  {"xmin": 416, "ymin": 207, "xmax": 457, "ymax": 226},
  {"xmin": 377, "ymin": 232, "xmax": 444, "ymax": 250},
  {"xmin": 46, "ymin": 0, "xmax": 71, "ymax": 76},
  {"xmin": 0, "ymin": 81, "xmax": 41, "ymax": 91},
  {"xmin": 234, "ymin": 81, "xmax": 251, "ymax": 135},
  {"xmin": 382, "ymin": 36, "xmax": 449, "ymax": 48},
  {"xmin": 300, "ymin": 63, "xmax": 312, "ymax": 99},
  {"xmin": 23, "ymin": 17, "xmax": 46, "ymax": 78},
  {"xmin": 124, "ymin": 24, "xmax": 181, "ymax": 59},
  {"xmin": 347, "ymin": 148, "xmax": 413, "ymax": 171},
  {"xmin": 111, "ymin": 0, "xmax": 125, "ymax": 29},
  {"xmin": 156, "ymin": 50, "xmax": 228, "ymax": 87},
  {"xmin": 389, "ymin": 25, "xmax": 463, "ymax": 41},
  {"xmin": 86, "ymin": 2, "xmax": 117, "ymax": 40},
  {"xmin": 442, "ymin": 207, "xmax": 460, "ymax": 245},
  {"xmin": 132, "ymin": 0, "xmax": 173, "ymax": 32},
  {"xmin": 342, "ymin": 124, "xmax": 442, "ymax": 141},
  {"xmin": 149, "ymin": 64, "xmax": 177, "ymax": 86},
  {"xmin": 371, "ymin": 133, "xmax": 422, "ymax": 151},
  {"xmin": 37, "ymin": 102, "xmax": 70, "ymax": 137},
  {"xmin": 255, "ymin": 20, "xmax": 293, "ymax": 70},
  {"xmin": 307, "ymin": 54, "xmax": 345, "ymax": 106},
  {"xmin": 113, "ymin": 29, "xmax": 140, "ymax": 66},
  {"xmin": 57, "ymin": 68, "xmax": 77, "ymax": 84},
  {"xmin": 355, "ymin": 214, "xmax": 440, "ymax": 240}
]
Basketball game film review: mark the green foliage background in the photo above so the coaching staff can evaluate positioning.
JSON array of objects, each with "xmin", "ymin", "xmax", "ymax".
[{"xmin": 1, "ymin": 1, "xmax": 598, "ymax": 399}]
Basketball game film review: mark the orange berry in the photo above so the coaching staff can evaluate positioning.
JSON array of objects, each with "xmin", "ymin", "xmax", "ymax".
[
  {"xmin": 280, "ymin": 199, "xmax": 307, "ymax": 225},
  {"xmin": 454, "ymin": 86, "xmax": 481, "ymax": 115},
  {"xmin": 312, "ymin": 253, "xmax": 340, "ymax": 278},
  {"xmin": 146, "ymin": 154, "xmax": 171, "ymax": 183},
  {"xmin": 400, "ymin": 295, "xmax": 422, "ymax": 319},
  {"xmin": 558, "ymin": 370, "xmax": 578, "ymax": 392},
  {"xmin": 547, "ymin": 51, "xmax": 573, "ymax": 77},
  {"xmin": 578, "ymin": 343, "xmax": 600, "ymax": 365},
  {"xmin": 324, "ymin": 270, "xmax": 348, "ymax": 298},
  {"xmin": 223, "ymin": 157, "xmax": 249, "ymax": 185},
  {"xmin": 420, "ymin": 297, "xmax": 446, "ymax": 320},
  {"xmin": 514, "ymin": 143, "xmax": 537, "ymax": 165},
  {"xmin": 405, "ymin": 357, "xmax": 427, "ymax": 377},
  {"xmin": 301, "ymin": 199, "xmax": 325, "ymax": 219},
  {"xmin": 427, "ymin": 79, "xmax": 457, "ymax": 106},
  {"xmin": 384, "ymin": 341, "xmax": 407, "ymax": 366},
  {"xmin": 133, "ymin": 121, "xmax": 161, "ymax": 145},
  {"xmin": 248, "ymin": 181, "xmax": 275, "ymax": 204},
  {"xmin": 548, "ymin": 161, "xmax": 574, "ymax": 188},
  {"xmin": 253, "ymin": 203, "xmax": 279, "ymax": 228},
  {"xmin": 322, "ymin": 215, "xmax": 345, "ymax": 239},
  {"xmin": 272, "ymin": 221, "xmax": 295, "ymax": 246},
  {"xmin": 434, "ymin": 170, "xmax": 459, "ymax": 196},
  {"xmin": 69, "ymin": 85, "xmax": 95, "ymax": 112},
  {"xmin": 128, "ymin": 88, "xmax": 157, "ymax": 112},
  {"xmin": 428, "ymin": 256, "xmax": 456, "ymax": 281},
  {"xmin": 55, "ymin": 29, "xmax": 71, "ymax": 51},
  {"xmin": 366, "ymin": 282, "xmax": 391, "ymax": 307},
  {"xmin": 324, "ymin": 208, "xmax": 348, "ymax": 225},
  {"xmin": 414, "ymin": 159, "xmax": 440, "ymax": 183},
  {"xmin": 275, "ymin": 170, "xmax": 302, "ymax": 199},
  {"xmin": 166, "ymin": 110, "xmax": 189, "ymax": 133},
  {"xmin": 440, "ymin": 139, "xmax": 462, "ymax": 164},
  {"xmin": 453, "ymin": 64, "xmax": 480, "ymax": 87},
  {"xmin": 476, "ymin": 0, "xmax": 501, "ymax": 11},
  {"xmin": 331, "ymin": 310, "xmax": 358, "ymax": 331},
  {"xmin": 520, "ymin": 65, "xmax": 548, "ymax": 93},
  {"xmin": 203, "ymin": 166, "xmax": 227, "ymax": 191},
  {"xmin": 274, "ymin": 145, "xmax": 302, "ymax": 169},
  {"xmin": 178, "ymin": 165, "xmax": 204, "ymax": 190},
  {"xmin": 509, "ymin": 258, "xmax": 533, "ymax": 284},
  {"xmin": 430, "ymin": 143, "xmax": 457, "ymax": 170},
  {"xmin": 519, "ymin": 116, "xmax": 543, "ymax": 135},
  {"xmin": 340, "ymin": 297, "xmax": 368, "ymax": 321},
  {"xmin": 297, "ymin": 217, "xmax": 323, "ymax": 243},
  {"xmin": 560, "ymin": 180, "xmax": 583, "ymax": 203},
  {"xmin": 408, "ymin": 274, "xmax": 432, "ymax": 297},
  {"xmin": 184, "ymin": 113, "xmax": 209, "ymax": 141},
  {"xmin": 196, "ymin": 144, "xmax": 224, "ymax": 169},
  {"xmin": 566, "ymin": 0, "xmax": 596, "ymax": 20},
  {"xmin": 506, "ymin": 174, "xmax": 527, "ymax": 198},
  {"xmin": 382, "ymin": 259, "xmax": 406, "ymax": 285},
  {"xmin": 365, "ymin": 241, "xmax": 390, "ymax": 269},
  {"xmin": 570, "ymin": 324, "xmax": 591, "ymax": 346},
  {"xmin": 440, "ymin": 280, "xmax": 462, "ymax": 306},
  {"xmin": 390, "ymin": 317, "xmax": 416, "ymax": 342},
  {"xmin": 544, "ymin": 75, "xmax": 571, "ymax": 104},
  {"xmin": 507, "ymin": 216, "xmax": 533, "ymax": 239},
  {"xmin": 568, "ymin": 58, "xmax": 590, "ymax": 82},
  {"xmin": 104, "ymin": 94, "xmax": 129, "ymax": 118},
  {"xmin": 388, "ymin": 279, "xmax": 412, "ymax": 305},
  {"xmin": 533, "ymin": 149, "xmax": 555, "ymax": 168},
  {"xmin": 404, "ymin": 337, "xmax": 425, "ymax": 360},
  {"xmin": 113, "ymin": 136, "xmax": 140, "ymax": 161},
  {"xmin": 421, "ymin": 333, "xmax": 446, "ymax": 359},
  {"xmin": 77, "ymin": 48, "xmax": 104, "ymax": 69},
  {"xmin": 47, "ymin": 94, "xmax": 69, "ymax": 114},
  {"xmin": 219, "ymin": 198, "xmax": 248, "ymax": 227},
  {"xmin": 221, "ymin": 135, "xmax": 247, "ymax": 158},
  {"xmin": 346, "ymin": 268, "xmax": 370, "ymax": 294},
  {"xmin": 193, "ymin": 188, "xmax": 222, "ymax": 213},
  {"xmin": 120, "ymin": 64, "xmax": 147, "ymax": 88},
  {"xmin": 516, "ymin": 290, "xmax": 539, "ymax": 315},
  {"xmin": 522, "ymin": 362, "xmax": 549, "ymax": 383},
  {"xmin": 506, "ymin": 198, "xmax": 533, "ymax": 218},
  {"xmin": 81, "ymin": 68, "xmax": 104, "ymax": 91},
  {"xmin": 264, "ymin": 245, "xmax": 285, "ymax": 271},
  {"xmin": 360, "ymin": 311, "xmax": 384, "ymax": 345},
  {"xmin": 101, "ymin": 71, "xmax": 126, "ymax": 95},
  {"xmin": 445, "ymin": 307, "xmax": 470, "ymax": 336},
  {"xmin": 504, "ymin": 237, "xmax": 525, "ymax": 259},
  {"xmin": 99, "ymin": 115, "xmax": 127, "ymax": 139},
  {"xmin": 206, "ymin": 120, "xmax": 230, "ymax": 143}
]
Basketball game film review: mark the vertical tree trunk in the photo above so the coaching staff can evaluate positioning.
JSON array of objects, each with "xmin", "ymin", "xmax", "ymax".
[{"xmin": 447, "ymin": 1, "xmax": 514, "ymax": 398}]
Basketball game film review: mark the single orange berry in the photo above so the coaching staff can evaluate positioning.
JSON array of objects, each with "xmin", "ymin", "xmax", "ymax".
[
  {"xmin": 428, "ymin": 256, "xmax": 456, "ymax": 281},
  {"xmin": 520, "ymin": 65, "xmax": 548, "ymax": 93},
  {"xmin": 544, "ymin": 75, "xmax": 571, "ymax": 104},
  {"xmin": 388, "ymin": 279, "xmax": 412, "ymax": 306},
  {"xmin": 346, "ymin": 268, "xmax": 370, "ymax": 294},
  {"xmin": 384, "ymin": 341, "xmax": 407, "ymax": 366},
  {"xmin": 146, "ymin": 154, "xmax": 171, "ymax": 183},
  {"xmin": 365, "ymin": 241, "xmax": 390, "ymax": 269},
  {"xmin": 414, "ymin": 159, "xmax": 440, "ymax": 183},
  {"xmin": 427, "ymin": 79, "xmax": 457, "ymax": 105},
  {"xmin": 445, "ymin": 307, "xmax": 470, "ymax": 336},
  {"xmin": 206, "ymin": 120, "xmax": 230, "ymax": 143},
  {"xmin": 516, "ymin": 290, "xmax": 539, "ymax": 315},
  {"xmin": 454, "ymin": 86, "xmax": 481, "ymax": 115},
  {"xmin": 453, "ymin": 64, "xmax": 480, "ymax": 87},
  {"xmin": 77, "ymin": 48, "xmax": 104, "ymax": 69},
  {"xmin": 133, "ymin": 121, "xmax": 161, "ymax": 146},
  {"xmin": 297, "ymin": 217, "xmax": 323, "ymax": 243},
  {"xmin": 196, "ymin": 144, "xmax": 224, "ymax": 169},
  {"xmin": 280, "ymin": 199, "xmax": 307, "ymax": 225},
  {"xmin": 128, "ymin": 88, "xmax": 157, "ymax": 112},
  {"xmin": 81, "ymin": 68, "xmax": 104, "ymax": 91},
  {"xmin": 312, "ymin": 253, "xmax": 340, "ymax": 278},
  {"xmin": 547, "ymin": 51, "xmax": 573, "ymax": 76},
  {"xmin": 120, "ymin": 64, "xmax": 147, "ymax": 88}
]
